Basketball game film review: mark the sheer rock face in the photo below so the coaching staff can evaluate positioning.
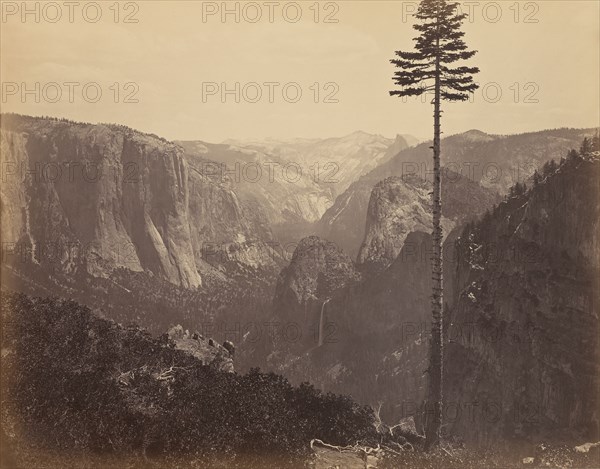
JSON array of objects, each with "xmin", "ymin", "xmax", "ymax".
[
  {"xmin": 268, "ymin": 230, "xmax": 454, "ymax": 423},
  {"xmin": 0, "ymin": 115, "xmax": 278, "ymax": 288},
  {"xmin": 178, "ymin": 140, "xmax": 334, "ymax": 230},
  {"xmin": 319, "ymin": 128, "xmax": 594, "ymax": 259},
  {"xmin": 444, "ymin": 154, "xmax": 600, "ymax": 444},
  {"xmin": 270, "ymin": 155, "xmax": 599, "ymax": 443},
  {"xmin": 178, "ymin": 133, "xmax": 410, "ymax": 248},
  {"xmin": 273, "ymin": 235, "xmax": 360, "ymax": 310},
  {"xmin": 270, "ymin": 236, "xmax": 361, "ymax": 356},
  {"xmin": 356, "ymin": 176, "xmax": 455, "ymax": 274}
]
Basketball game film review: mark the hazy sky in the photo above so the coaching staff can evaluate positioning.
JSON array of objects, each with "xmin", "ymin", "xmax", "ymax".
[{"xmin": 1, "ymin": 1, "xmax": 599, "ymax": 141}]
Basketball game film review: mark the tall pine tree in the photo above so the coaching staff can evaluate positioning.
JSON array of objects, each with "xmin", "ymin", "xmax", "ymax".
[{"xmin": 389, "ymin": 0, "xmax": 479, "ymax": 449}]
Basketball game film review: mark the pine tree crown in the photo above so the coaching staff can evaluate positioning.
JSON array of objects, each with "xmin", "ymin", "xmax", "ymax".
[{"xmin": 390, "ymin": 0, "xmax": 480, "ymax": 101}]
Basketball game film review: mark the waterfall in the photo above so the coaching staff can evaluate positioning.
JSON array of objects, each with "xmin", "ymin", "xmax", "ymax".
[{"xmin": 318, "ymin": 298, "xmax": 331, "ymax": 347}]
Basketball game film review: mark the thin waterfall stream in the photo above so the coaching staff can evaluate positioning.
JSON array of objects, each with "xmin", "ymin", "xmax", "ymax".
[{"xmin": 318, "ymin": 298, "xmax": 331, "ymax": 347}]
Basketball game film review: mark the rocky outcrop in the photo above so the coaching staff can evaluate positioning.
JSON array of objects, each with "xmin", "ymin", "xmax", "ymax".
[
  {"xmin": 444, "ymin": 152, "xmax": 600, "ymax": 444},
  {"xmin": 273, "ymin": 235, "xmax": 360, "ymax": 310},
  {"xmin": 167, "ymin": 325, "xmax": 234, "ymax": 372},
  {"xmin": 318, "ymin": 128, "xmax": 594, "ymax": 259},
  {"xmin": 0, "ymin": 115, "xmax": 280, "ymax": 288},
  {"xmin": 386, "ymin": 134, "xmax": 412, "ymax": 157},
  {"xmin": 269, "ymin": 230, "xmax": 460, "ymax": 424},
  {"xmin": 269, "ymin": 236, "xmax": 361, "ymax": 357},
  {"xmin": 179, "ymin": 132, "xmax": 412, "ymax": 247},
  {"xmin": 270, "ymin": 149, "xmax": 599, "ymax": 443},
  {"xmin": 356, "ymin": 176, "xmax": 455, "ymax": 273}
]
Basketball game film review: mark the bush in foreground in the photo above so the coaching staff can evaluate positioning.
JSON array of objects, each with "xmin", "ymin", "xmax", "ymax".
[{"xmin": 1, "ymin": 292, "xmax": 376, "ymax": 467}]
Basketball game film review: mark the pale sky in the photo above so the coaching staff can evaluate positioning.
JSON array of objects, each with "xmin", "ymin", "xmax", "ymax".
[{"xmin": 1, "ymin": 1, "xmax": 598, "ymax": 141}]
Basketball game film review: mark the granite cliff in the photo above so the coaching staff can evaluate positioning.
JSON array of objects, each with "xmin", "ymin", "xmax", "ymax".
[
  {"xmin": 444, "ymin": 150, "xmax": 600, "ymax": 444},
  {"xmin": 319, "ymin": 128, "xmax": 595, "ymax": 259},
  {"xmin": 356, "ymin": 173, "xmax": 495, "ymax": 273},
  {"xmin": 0, "ymin": 114, "xmax": 280, "ymax": 288},
  {"xmin": 270, "ymin": 143, "xmax": 599, "ymax": 444}
]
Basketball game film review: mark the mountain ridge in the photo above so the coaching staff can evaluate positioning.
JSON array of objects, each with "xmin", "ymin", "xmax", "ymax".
[
  {"xmin": 0, "ymin": 114, "xmax": 282, "ymax": 289},
  {"xmin": 318, "ymin": 127, "xmax": 597, "ymax": 258}
]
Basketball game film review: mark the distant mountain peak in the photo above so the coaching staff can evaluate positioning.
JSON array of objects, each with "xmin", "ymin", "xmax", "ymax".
[
  {"xmin": 349, "ymin": 130, "xmax": 372, "ymax": 137},
  {"xmin": 339, "ymin": 130, "xmax": 387, "ymax": 142},
  {"xmin": 459, "ymin": 129, "xmax": 494, "ymax": 142}
]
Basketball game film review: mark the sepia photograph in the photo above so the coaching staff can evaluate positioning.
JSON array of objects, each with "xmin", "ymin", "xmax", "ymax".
[{"xmin": 0, "ymin": 1, "xmax": 599, "ymax": 467}]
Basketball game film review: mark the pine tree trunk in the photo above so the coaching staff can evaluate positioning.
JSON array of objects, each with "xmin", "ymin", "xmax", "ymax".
[{"xmin": 425, "ymin": 46, "xmax": 443, "ymax": 451}]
